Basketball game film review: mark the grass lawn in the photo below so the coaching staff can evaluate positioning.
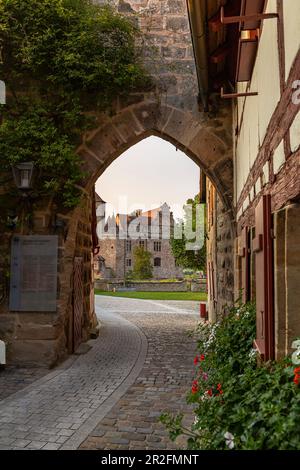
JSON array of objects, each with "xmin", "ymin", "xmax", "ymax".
[{"xmin": 95, "ymin": 290, "xmax": 207, "ymax": 301}]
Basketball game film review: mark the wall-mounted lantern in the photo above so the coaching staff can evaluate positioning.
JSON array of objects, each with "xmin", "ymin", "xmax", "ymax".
[{"xmin": 12, "ymin": 162, "xmax": 35, "ymax": 191}]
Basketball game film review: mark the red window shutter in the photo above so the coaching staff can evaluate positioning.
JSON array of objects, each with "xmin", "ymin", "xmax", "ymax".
[{"xmin": 253, "ymin": 195, "xmax": 274, "ymax": 361}]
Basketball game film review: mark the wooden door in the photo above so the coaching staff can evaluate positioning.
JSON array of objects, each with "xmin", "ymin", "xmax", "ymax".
[{"xmin": 253, "ymin": 195, "xmax": 274, "ymax": 361}]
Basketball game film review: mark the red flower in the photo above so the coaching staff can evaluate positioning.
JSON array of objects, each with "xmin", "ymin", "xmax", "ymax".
[
  {"xmin": 194, "ymin": 356, "xmax": 199, "ymax": 365},
  {"xmin": 217, "ymin": 383, "xmax": 222, "ymax": 390},
  {"xmin": 200, "ymin": 354, "xmax": 205, "ymax": 361},
  {"xmin": 207, "ymin": 389, "xmax": 213, "ymax": 397},
  {"xmin": 293, "ymin": 366, "xmax": 300, "ymax": 386},
  {"xmin": 191, "ymin": 382, "xmax": 199, "ymax": 394}
]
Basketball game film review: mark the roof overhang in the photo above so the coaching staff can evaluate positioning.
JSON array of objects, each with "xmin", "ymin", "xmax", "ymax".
[
  {"xmin": 187, "ymin": 0, "xmax": 271, "ymax": 106},
  {"xmin": 186, "ymin": 0, "xmax": 209, "ymax": 111}
]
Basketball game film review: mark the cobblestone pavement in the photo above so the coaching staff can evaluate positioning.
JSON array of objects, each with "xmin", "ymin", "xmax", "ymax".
[
  {"xmin": 80, "ymin": 296, "xmax": 199, "ymax": 450},
  {"xmin": 0, "ymin": 296, "xmax": 199, "ymax": 450},
  {"xmin": 0, "ymin": 366, "xmax": 48, "ymax": 401},
  {"xmin": 0, "ymin": 309, "xmax": 147, "ymax": 450}
]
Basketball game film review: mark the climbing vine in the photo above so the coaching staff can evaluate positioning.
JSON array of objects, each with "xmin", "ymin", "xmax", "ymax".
[{"xmin": 0, "ymin": 0, "xmax": 150, "ymax": 208}]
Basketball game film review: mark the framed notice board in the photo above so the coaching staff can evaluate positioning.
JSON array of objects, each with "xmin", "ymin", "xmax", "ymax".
[{"xmin": 9, "ymin": 235, "xmax": 58, "ymax": 312}]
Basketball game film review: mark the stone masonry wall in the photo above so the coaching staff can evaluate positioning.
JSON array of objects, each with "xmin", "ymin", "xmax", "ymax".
[
  {"xmin": 0, "ymin": 190, "xmax": 98, "ymax": 366},
  {"xmin": 96, "ymin": 0, "xmax": 198, "ymax": 113},
  {"xmin": 94, "ymin": 279, "xmax": 207, "ymax": 292},
  {"xmin": 215, "ymin": 194, "xmax": 235, "ymax": 313},
  {"xmin": 98, "ymin": 238, "xmax": 183, "ymax": 280}
]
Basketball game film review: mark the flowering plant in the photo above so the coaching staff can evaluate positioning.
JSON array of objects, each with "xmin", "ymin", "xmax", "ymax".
[{"xmin": 161, "ymin": 301, "xmax": 300, "ymax": 450}]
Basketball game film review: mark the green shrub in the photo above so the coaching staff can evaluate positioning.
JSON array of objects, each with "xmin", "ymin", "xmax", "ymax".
[
  {"xmin": 161, "ymin": 301, "xmax": 300, "ymax": 450},
  {"xmin": 132, "ymin": 247, "xmax": 153, "ymax": 280},
  {"xmin": 0, "ymin": 0, "xmax": 149, "ymax": 208}
]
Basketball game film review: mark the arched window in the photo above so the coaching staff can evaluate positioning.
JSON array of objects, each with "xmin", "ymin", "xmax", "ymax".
[
  {"xmin": 154, "ymin": 257, "xmax": 161, "ymax": 267},
  {"xmin": 154, "ymin": 241, "xmax": 161, "ymax": 252}
]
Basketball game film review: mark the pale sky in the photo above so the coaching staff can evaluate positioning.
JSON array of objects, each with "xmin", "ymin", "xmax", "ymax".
[{"xmin": 95, "ymin": 136, "xmax": 200, "ymax": 220}]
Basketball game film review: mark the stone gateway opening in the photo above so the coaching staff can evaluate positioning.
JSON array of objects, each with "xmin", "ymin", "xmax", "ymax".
[{"xmin": 62, "ymin": 122, "xmax": 234, "ymax": 365}]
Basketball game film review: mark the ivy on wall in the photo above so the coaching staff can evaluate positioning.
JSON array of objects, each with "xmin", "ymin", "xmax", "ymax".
[{"xmin": 0, "ymin": 0, "xmax": 150, "ymax": 208}]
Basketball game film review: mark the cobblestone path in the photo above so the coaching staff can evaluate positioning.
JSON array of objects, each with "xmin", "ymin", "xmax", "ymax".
[
  {"xmin": 0, "ymin": 296, "xmax": 199, "ymax": 450},
  {"xmin": 0, "ymin": 310, "xmax": 147, "ymax": 450},
  {"xmin": 0, "ymin": 366, "xmax": 48, "ymax": 401},
  {"xmin": 80, "ymin": 296, "xmax": 198, "ymax": 450}
]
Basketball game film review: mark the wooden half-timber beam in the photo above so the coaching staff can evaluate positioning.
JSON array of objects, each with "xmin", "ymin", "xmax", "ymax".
[{"xmin": 220, "ymin": 6, "xmax": 278, "ymax": 25}]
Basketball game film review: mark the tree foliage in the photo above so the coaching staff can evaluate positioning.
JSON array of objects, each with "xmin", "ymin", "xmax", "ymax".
[
  {"xmin": 132, "ymin": 246, "xmax": 153, "ymax": 280},
  {"xmin": 170, "ymin": 194, "xmax": 206, "ymax": 272},
  {"xmin": 0, "ymin": 0, "xmax": 149, "ymax": 207}
]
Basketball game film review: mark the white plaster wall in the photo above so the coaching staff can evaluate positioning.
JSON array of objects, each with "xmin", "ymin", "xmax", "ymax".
[
  {"xmin": 273, "ymin": 141, "xmax": 285, "ymax": 175},
  {"xmin": 234, "ymin": 0, "xmax": 281, "ymax": 204},
  {"xmin": 283, "ymin": 0, "xmax": 300, "ymax": 80}
]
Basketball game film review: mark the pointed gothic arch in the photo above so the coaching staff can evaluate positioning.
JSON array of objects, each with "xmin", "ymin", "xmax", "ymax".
[{"xmin": 78, "ymin": 99, "xmax": 233, "ymax": 213}]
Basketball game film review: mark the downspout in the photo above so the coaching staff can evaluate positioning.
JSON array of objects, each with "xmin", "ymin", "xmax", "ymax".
[{"xmin": 186, "ymin": 0, "xmax": 209, "ymax": 111}]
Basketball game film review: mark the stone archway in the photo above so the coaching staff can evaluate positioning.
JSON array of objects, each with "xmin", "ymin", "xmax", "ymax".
[
  {"xmin": 51, "ymin": 94, "xmax": 235, "ymax": 366},
  {"xmin": 78, "ymin": 98, "xmax": 233, "ymax": 213},
  {"xmin": 2, "ymin": 98, "xmax": 234, "ymax": 367},
  {"xmin": 1, "ymin": 0, "xmax": 236, "ymax": 366}
]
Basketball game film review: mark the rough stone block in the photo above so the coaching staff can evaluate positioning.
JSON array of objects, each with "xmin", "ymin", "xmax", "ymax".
[
  {"xmin": 189, "ymin": 129, "xmax": 227, "ymax": 169},
  {"xmin": 10, "ymin": 339, "xmax": 60, "ymax": 367},
  {"xmin": 15, "ymin": 323, "xmax": 60, "ymax": 341},
  {"xmin": 163, "ymin": 0, "xmax": 185, "ymax": 14},
  {"xmin": 166, "ymin": 16, "xmax": 189, "ymax": 32},
  {"xmin": 0, "ymin": 315, "xmax": 15, "ymax": 338},
  {"xmin": 132, "ymin": 101, "xmax": 159, "ymax": 131}
]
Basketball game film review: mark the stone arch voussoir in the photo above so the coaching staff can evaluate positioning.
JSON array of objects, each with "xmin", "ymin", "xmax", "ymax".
[{"xmin": 77, "ymin": 99, "xmax": 233, "ymax": 213}]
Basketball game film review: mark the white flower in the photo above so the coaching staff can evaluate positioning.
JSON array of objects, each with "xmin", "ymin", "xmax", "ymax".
[
  {"xmin": 224, "ymin": 432, "xmax": 235, "ymax": 449},
  {"xmin": 200, "ymin": 393, "xmax": 209, "ymax": 401},
  {"xmin": 248, "ymin": 348, "xmax": 258, "ymax": 359},
  {"xmin": 291, "ymin": 339, "xmax": 300, "ymax": 365}
]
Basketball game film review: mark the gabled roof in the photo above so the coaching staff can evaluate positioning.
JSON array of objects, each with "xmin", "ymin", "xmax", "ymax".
[
  {"xmin": 113, "ymin": 204, "xmax": 173, "ymax": 230},
  {"xmin": 95, "ymin": 191, "xmax": 106, "ymax": 204},
  {"xmin": 141, "ymin": 203, "xmax": 171, "ymax": 220}
]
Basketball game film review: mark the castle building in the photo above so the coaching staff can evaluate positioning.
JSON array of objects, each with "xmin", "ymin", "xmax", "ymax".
[{"xmin": 94, "ymin": 195, "xmax": 183, "ymax": 280}]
